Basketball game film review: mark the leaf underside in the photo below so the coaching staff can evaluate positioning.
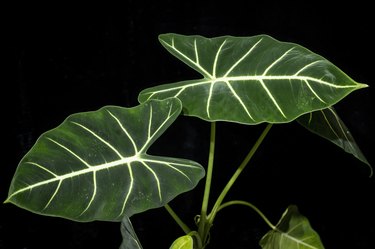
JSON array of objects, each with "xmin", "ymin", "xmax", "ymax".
[
  {"xmin": 260, "ymin": 205, "xmax": 325, "ymax": 249},
  {"xmin": 139, "ymin": 33, "xmax": 366, "ymax": 125},
  {"xmin": 120, "ymin": 216, "xmax": 143, "ymax": 249},
  {"xmin": 297, "ymin": 107, "xmax": 372, "ymax": 175},
  {"xmin": 6, "ymin": 98, "xmax": 205, "ymax": 222}
]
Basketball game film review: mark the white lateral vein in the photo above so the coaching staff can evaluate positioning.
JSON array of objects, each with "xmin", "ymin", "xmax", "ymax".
[
  {"xmin": 161, "ymin": 38, "xmax": 212, "ymax": 79},
  {"xmin": 225, "ymin": 81, "xmax": 254, "ymax": 121},
  {"xmin": 142, "ymin": 158, "xmax": 201, "ymax": 169},
  {"xmin": 206, "ymin": 82, "xmax": 215, "ymax": 118},
  {"xmin": 294, "ymin": 60, "xmax": 323, "ymax": 75},
  {"xmin": 107, "ymin": 110, "xmax": 138, "ymax": 154},
  {"xmin": 47, "ymin": 137, "xmax": 91, "ymax": 167},
  {"xmin": 139, "ymin": 105, "xmax": 176, "ymax": 153},
  {"xmin": 148, "ymin": 105, "xmax": 153, "ymax": 139},
  {"xmin": 119, "ymin": 163, "xmax": 133, "ymax": 217},
  {"xmin": 71, "ymin": 121, "xmax": 124, "ymax": 159},
  {"xmin": 26, "ymin": 162, "xmax": 58, "ymax": 177},
  {"xmin": 259, "ymin": 79, "xmax": 286, "ymax": 118},
  {"xmin": 79, "ymin": 171, "xmax": 97, "ymax": 216},
  {"xmin": 140, "ymin": 161, "xmax": 162, "ymax": 201},
  {"xmin": 304, "ymin": 80, "xmax": 326, "ymax": 103},
  {"xmin": 148, "ymin": 162, "xmax": 191, "ymax": 182},
  {"xmin": 43, "ymin": 179, "xmax": 62, "ymax": 210},
  {"xmin": 223, "ymin": 38, "xmax": 263, "ymax": 77},
  {"xmin": 213, "ymin": 40, "xmax": 227, "ymax": 77},
  {"xmin": 263, "ymin": 47, "xmax": 294, "ymax": 76},
  {"xmin": 194, "ymin": 39, "xmax": 199, "ymax": 65}
]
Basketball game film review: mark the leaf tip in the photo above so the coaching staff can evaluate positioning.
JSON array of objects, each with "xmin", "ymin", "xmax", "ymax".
[
  {"xmin": 158, "ymin": 33, "xmax": 172, "ymax": 44},
  {"xmin": 3, "ymin": 198, "xmax": 11, "ymax": 204},
  {"xmin": 358, "ymin": 82, "xmax": 369, "ymax": 89},
  {"xmin": 367, "ymin": 165, "xmax": 373, "ymax": 178}
]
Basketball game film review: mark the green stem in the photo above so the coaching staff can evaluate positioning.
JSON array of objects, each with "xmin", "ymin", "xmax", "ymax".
[
  {"xmin": 165, "ymin": 204, "xmax": 191, "ymax": 234},
  {"xmin": 188, "ymin": 231, "xmax": 203, "ymax": 249},
  {"xmin": 198, "ymin": 122, "xmax": 216, "ymax": 244},
  {"xmin": 201, "ymin": 122, "xmax": 216, "ymax": 217},
  {"xmin": 208, "ymin": 123, "xmax": 273, "ymax": 224},
  {"xmin": 217, "ymin": 200, "xmax": 276, "ymax": 230}
]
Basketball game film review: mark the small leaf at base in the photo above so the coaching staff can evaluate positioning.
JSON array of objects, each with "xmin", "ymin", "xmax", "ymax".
[
  {"xmin": 259, "ymin": 205, "xmax": 324, "ymax": 249},
  {"xmin": 169, "ymin": 235, "xmax": 194, "ymax": 249}
]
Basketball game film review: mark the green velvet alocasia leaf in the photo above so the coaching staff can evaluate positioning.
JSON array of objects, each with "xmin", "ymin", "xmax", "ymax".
[
  {"xmin": 120, "ymin": 216, "xmax": 143, "ymax": 249},
  {"xmin": 259, "ymin": 205, "xmax": 324, "ymax": 249},
  {"xmin": 139, "ymin": 33, "xmax": 367, "ymax": 125},
  {"xmin": 6, "ymin": 98, "xmax": 205, "ymax": 222},
  {"xmin": 297, "ymin": 107, "xmax": 372, "ymax": 175}
]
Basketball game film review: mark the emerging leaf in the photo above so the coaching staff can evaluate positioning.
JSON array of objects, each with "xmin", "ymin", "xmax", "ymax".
[
  {"xmin": 169, "ymin": 235, "xmax": 194, "ymax": 249},
  {"xmin": 297, "ymin": 107, "xmax": 372, "ymax": 175},
  {"xmin": 139, "ymin": 33, "xmax": 367, "ymax": 124},
  {"xmin": 6, "ymin": 98, "xmax": 205, "ymax": 222},
  {"xmin": 259, "ymin": 205, "xmax": 324, "ymax": 249}
]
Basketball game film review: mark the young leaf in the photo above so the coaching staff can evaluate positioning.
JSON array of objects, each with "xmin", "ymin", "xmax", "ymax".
[
  {"xmin": 297, "ymin": 107, "xmax": 372, "ymax": 175},
  {"xmin": 6, "ymin": 98, "xmax": 205, "ymax": 222},
  {"xmin": 120, "ymin": 216, "xmax": 143, "ymax": 249},
  {"xmin": 169, "ymin": 235, "xmax": 194, "ymax": 249},
  {"xmin": 139, "ymin": 33, "xmax": 367, "ymax": 125},
  {"xmin": 259, "ymin": 205, "xmax": 324, "ymax": 249}
]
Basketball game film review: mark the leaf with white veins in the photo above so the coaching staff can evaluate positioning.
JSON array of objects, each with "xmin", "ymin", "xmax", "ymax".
[
  {"xmin": 6, "ymin": 98, "xmax": 205, "ymax": 222},
  {"xmin": 139, "ymin": 33, "xmax": 367, "ymax": 124}
]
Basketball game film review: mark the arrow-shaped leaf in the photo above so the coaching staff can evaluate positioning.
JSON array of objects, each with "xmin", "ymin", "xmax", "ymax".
[
  {"xmin": 6, "ymin": 98, "xmax": 205, "ymax": 222},
  {"xmin": 259, "ymin": 205, "xmax": 325, "ymax": 249},
  {"xmin": 297, "ymin": 107, "xmax": 372, "ymax": 175},
  {"xmin": 139, "ymin": 33, "xmax": 367, "ymax": 124}
]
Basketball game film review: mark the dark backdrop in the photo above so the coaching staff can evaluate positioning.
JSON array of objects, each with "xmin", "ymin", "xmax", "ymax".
[{"xmin": 3, "ymin": 1, "xmax": 374, "ymax": 248}]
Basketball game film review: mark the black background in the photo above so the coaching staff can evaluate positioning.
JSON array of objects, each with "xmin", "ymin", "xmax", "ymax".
[{"xmin": 2, "ymin": 1, "xmax": 374, "ymax": 248}]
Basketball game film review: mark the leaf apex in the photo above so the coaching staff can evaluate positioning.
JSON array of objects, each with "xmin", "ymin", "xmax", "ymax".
[
  {"xmin": 358, "ymin": 83, "xmax": 369, "ymax": 88},
  {"xmin": 367, "ymin": 165, "xmax": 373, "ymax": 178}
]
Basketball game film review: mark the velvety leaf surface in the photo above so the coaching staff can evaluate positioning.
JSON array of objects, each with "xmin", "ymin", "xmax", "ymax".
[
  {"xmin": 259, "ymin": 205, "xmax": 324, "ymax": 249},
  {"xmin": 139, "ymin": 34, "xmax": 366, "ymax": 124},
  {"xmin": 6, "ymin": 98, "xmax": 205, "ymax": 222}
]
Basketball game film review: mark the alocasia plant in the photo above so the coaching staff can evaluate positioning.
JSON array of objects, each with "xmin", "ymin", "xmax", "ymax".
[{"xmin": 6, "ymin": 33, "xmax": 371, "ymax": 249}]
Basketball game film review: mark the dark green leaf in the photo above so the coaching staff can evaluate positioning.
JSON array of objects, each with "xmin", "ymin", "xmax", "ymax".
[
  {"xmin": 139, "ymin": 34, "xmax": 366, "ymax": 124},
  {"xmin": 6, "ymin": 98, "xmax": 205, "ymax": 221}
]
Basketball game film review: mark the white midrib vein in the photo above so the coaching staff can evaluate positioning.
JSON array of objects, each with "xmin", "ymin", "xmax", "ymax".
[
  {"xmin": 278, "ymin": 230, "xmax": 319, "ymax": 249},
  {"xmin": 270, "ymin": 223, "xmax": 319, "ymax": 249},
  {"xmin": 9, "ymin": 155, "xmax": 141, "ymax": 198},
  {"xmin": 9, "ymin": 153, "xmax": 197, "ymax": 207},
  {"xmin": 146, "ymin": 74, "xmax": 356, "ymax": 120},
  {"xmin": 148, "ymin": 75, "xmax": 358, "ymax": 95}
]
